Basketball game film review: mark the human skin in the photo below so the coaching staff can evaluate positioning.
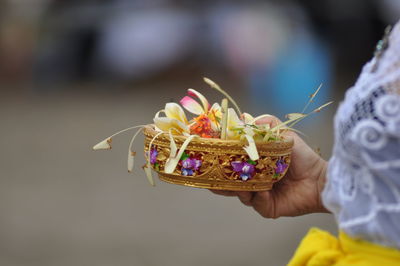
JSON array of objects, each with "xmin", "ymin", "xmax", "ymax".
[{"xmin": 210, "ymin": 116, "xmax": 329, "ymax": 218}]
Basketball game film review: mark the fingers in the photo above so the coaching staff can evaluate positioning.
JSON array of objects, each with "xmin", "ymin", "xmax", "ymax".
[
  {"xmin": 254, "ymin": 116, "xmax": 281, "ymax": 127},
  {"xmin": 251, "ymin": 191, "xmax": 277, "ymax": 219},
  {"xmin": 255, "ymin": 115, "xmax": 298, "ymax": 141},
  {"xmin": 236, "ymin": 191, "xmax": 255, "ymax": 206}
]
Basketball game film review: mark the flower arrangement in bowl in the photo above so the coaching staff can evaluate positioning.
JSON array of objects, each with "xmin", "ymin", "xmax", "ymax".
[{"xmin": 93, "ymin": 78, "xmax": 331, "ymax": 191}]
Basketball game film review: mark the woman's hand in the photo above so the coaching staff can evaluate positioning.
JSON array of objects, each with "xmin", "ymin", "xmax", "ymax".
[{"xmin": 211, "ymin": 116, "xmax": 329, "ymax": 218}]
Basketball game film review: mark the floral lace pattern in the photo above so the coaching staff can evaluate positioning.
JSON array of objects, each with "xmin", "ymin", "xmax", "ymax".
[{"xmin": 322, "ymin": 20, "xmax": 400, "ymax": 249}]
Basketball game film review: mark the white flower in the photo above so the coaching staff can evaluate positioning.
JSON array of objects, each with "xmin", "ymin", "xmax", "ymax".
[
  {"xmin": 226, "ymin": 108, "xmax": 244, "ymax": 140},
  {"xmin": 153, "ymin": 103, "xmax": 189, "ymax": 135}
]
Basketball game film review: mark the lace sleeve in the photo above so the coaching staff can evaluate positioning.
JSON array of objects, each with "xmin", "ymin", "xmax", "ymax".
[{"xmin": 322, "ymin": 20, "xmax": 400, "ymax": 249}]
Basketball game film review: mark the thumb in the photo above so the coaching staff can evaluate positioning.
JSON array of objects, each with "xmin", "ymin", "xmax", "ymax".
[{"xmin": 254, "ymin": 115, "xmax": 281, "ymax": 128}]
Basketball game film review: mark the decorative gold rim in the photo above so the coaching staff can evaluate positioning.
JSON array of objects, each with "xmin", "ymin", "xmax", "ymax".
[
  {"xmin": 143, "ymin": 125, "xmax": 293, "ymax": 191},
  {"xmin": 143, "ymin": 125, "xmax": 293, "ymax": 156},
  {"xmin": 158, "ymin": 173, "xmax": 273, "ymax": 191}
]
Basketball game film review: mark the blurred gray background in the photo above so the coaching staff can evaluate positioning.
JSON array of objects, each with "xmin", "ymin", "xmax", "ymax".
[{"xmin": 1, "ymin": 0, "xmax": 399, "ymax": 265}]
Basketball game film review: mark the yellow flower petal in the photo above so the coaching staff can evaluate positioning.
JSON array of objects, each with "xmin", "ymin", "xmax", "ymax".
[
  {"xmin": 188, "ymin": 89, "xmax": 210, "ymax": 112},
  {"xmin": 164, "ymin": 134, "xmax": 198, "ymax": 173},
  {"xmin": 168, "ymin": 129, "xmax": 177, "ymax": 158},
  {"xmin": 210, "ymin": 103, "xmax": 222, "ymax": 119},
  {"xmin": 226, "ymin": 108, "xmax": 243, "ymax": 140},
  {"xmin": 153, "ymin": 117, "xmax": 189, "ymax": 134},
  {"xmin": 165, "ymin": 103, "xmax": 188, "ymax": 124},
  {"xmin": 206, "ymin": 102, "xmax": 222, "ymax": 132},
  {"xmin": 243, "ymin": 134, "xmax": 259, "ymax": 161}
]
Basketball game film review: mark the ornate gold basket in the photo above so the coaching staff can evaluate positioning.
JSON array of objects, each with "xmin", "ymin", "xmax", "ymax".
[
  {"xmin": 144, "ymin": 125, "xmax": 293, "ymax": 191},
  {"xmin": 93, "ymin": 78, "xmax": 330, "ymax": 191}
]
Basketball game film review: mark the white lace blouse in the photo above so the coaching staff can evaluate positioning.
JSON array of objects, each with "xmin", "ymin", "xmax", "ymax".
[{"xmin": 322, "ymin": 20, "xmax": 400, "ymax": 249}]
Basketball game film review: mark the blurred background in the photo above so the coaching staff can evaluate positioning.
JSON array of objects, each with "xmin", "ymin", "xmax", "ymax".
[{"xmin": 0, "ymin": 0, "xmax": 399, "ymax": 265}]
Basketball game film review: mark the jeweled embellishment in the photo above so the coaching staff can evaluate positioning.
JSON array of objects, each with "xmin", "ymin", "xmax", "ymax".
[
  {"xmin": 274, "ymin": 159, "xmax": 288, "ymax": 177},
  {"xmin": 181, "ymin": 156, "xmax": 202, "ymax": 176},
  {"xmin": 149, "ymin": 147, "xmax": 161, "ymax": 171},
  {"xmin": 371, "ymin": 25, "xmax": 392, "ymax": 72},
  {"xmin": 231, "ymin": 161, "xmax": 255, "ymax": 181},
  {"xmin": 150, "ymin": 148, "xmax": 158, "ymax": 164}
]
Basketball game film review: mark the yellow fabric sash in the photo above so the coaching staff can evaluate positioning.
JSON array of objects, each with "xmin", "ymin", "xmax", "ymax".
[{"xmin": 288, "ymin": 228, "xmax": 400, "ymax": 266}]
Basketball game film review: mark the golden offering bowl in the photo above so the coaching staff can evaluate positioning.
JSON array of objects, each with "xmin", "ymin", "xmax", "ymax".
[{"xmin": 143, "ymin": 125, "xmax": 293, "ymax": 191}]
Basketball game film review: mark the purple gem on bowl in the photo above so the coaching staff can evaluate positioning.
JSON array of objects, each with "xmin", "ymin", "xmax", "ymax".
[
  {"xmin": 182, "ymin": 168, "xmax": 194, "ymax": 176},
  {"xmin": 182, "ymin": 158, "xmax": 202, "ymax": 171},
  {"xmin": 275, "ymin": 159, "xmax": 288, "ymax": 174},
  {"xmin": 231, "ymin": 161, "xmax": 255, "ymax": 181},
  {"xmin": 182, "ymin": 158, "xmax": 194, "ymax": 169},
  {"xmin": 150, "ymin": 149, "xmax": 158, "ymax": 165},
  {"xmin": 193, "ymin": 159, "xmax": 202, "ymax": 171}
]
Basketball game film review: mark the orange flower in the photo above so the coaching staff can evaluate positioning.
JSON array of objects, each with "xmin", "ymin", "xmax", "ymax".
[
  {"xmin": 190, "ymin": 114, "xmax": 219, "ymax": 138},
  {"xmin": 180, "ymin": 89, "xmax": 222, "ymax": 138}
]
